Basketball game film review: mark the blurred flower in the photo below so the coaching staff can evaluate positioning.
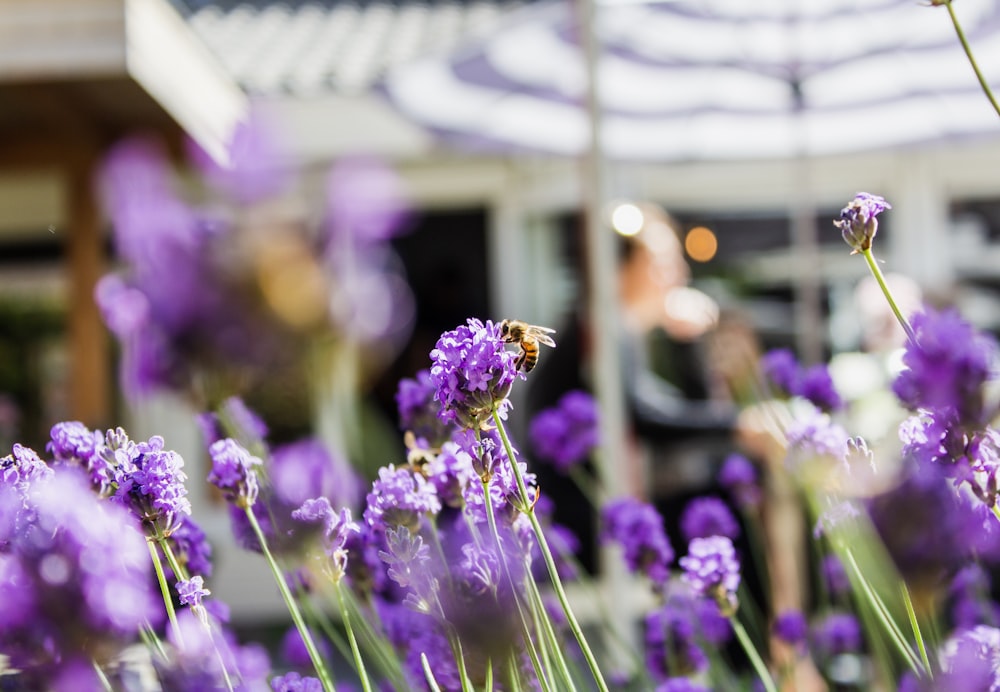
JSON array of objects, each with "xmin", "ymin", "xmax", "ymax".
[
  {"xmin": 718, "ymin": 453, "xmax": 761, "ymax": 510},
  {"xmin": 280, "ymin": 626, "xmax": 332, "ymax": 671},
  {"xmin": 834, "ymin": 192, "xmax": 890, "ymax": 255},
  {"xmin": 773, "ymin": 610, "xmax": 809, "ymax": 648},
  {"xmin": 656, "ymin": 678, "xmax": 711, "ymax": 692},
  {"xmin": 169, "ymin": 514, "xmax": 213, "ymax": 580},
  {"xmin": 0, "ymin": 468, "xmax": 160, "ymax": 681},
  {"xmin": 396, "ymin": 369, "xmax": 454, "ymax": 446},
  {"xmin": 645, "ymin": 598, "xmax": 709, "ymax": 680},
  {"xmin": 271, "ymin": 671, "xmax": 324, "ymax": 692},
  {"xmin": 426, "ymin": 441, "xmax": 476, "ymax": 508},
  {"xmin": 761, "ymin": 348, "xmax": 799, "ymax": 396},
  {"xmin": 679, "ymin": 496, "xmax": 740, "ymax": 542},
  {"xmin": 293, "ymin": 498, "xmax": 359, "ymax": 582},
  {"xmin": 46, "ymin": 421, "xmax": 103, "ymax": 468},
  {"xmin": 176, "ymin": 575, "xmax": 210, "ymax": 609},
  {"xmin": 680, "ymin": 536, "xmax": 741, "ymax": 609},
  {"xmin": 326, "ymin": 155, "xmax": 411, "ymax": 245},
  {"xmin": 937, "ymin": 625, "xmax": 1000, "ymax": 690},
  {"xmin": 601, "ymin": 497, "xmax": 674, "ymax": 588},
  {"xmin": 429, "ymin": 318, "xmax": 520, "ymax": 430},
  {"xmin": 893, "ymin": 307, "xmax": 997, "ymax": 426},
  {"xmin": 784, "ymin": 407, "xmax": 850, "ymax": 483},
  {"xmin": 760, "ymin": 349, "xmax": 843, "ymax": 412},
  {"xmin": 810, "ymin": 612, "xmax": 862, "ymax": 659},
  {"xmin": 821, "ymin": 554, "xmax": 850, "ymax": 598},
  {"xmin": 529, "ymin": 390, "xmax": 600, "ymax": 473}
]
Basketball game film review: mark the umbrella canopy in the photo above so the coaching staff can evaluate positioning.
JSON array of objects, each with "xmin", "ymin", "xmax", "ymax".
[{"xmin": 382, "ymin": 0, "xmax": 1000, "ymax": 160}]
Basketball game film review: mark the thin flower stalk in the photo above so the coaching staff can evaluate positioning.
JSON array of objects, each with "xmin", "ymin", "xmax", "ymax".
[
  {"xmin": 901, "ymin": 583, "xmax": 933, "ymax": 678},
  {"xmin": 485, "ymin": 659, "xmax": 493, "ymax": 691},
  {"xmin": 336, "ymin": 583, "xmax": 374, "ymax": 692},
  {"xmin": 445, "ymin": 626, "xmax": 474, "ymax": 692},
  {"xmin": 244, "ymin": 506, "xmax": 337, "ymax": 692},
  {"xmin": 478, "ymin": 476, "xmax": 555, "ymax": 691},
  {"xmin": 939, "ymin": 0, "xmax": 1000, "ymax": 119},
  {"xmin": 861, "ymin": 247, "xmax": 915, "ymax": 342},
  {"xmin": 421, "ymin": 653, "xmax": 444, "ymax": 692},
  {"xmin": 148, "ymin": 538, "xmax": 183, "ymax": 646},
  {"xmin": 842, "ymin": 548, "xmax": 924, "ymax": 675},
  {"xmin": 491, "ymin": 405, "xmax": 610, "ymax": 692},
  {"xmin": 92, "ymin": 661, "xmax": 113, "ymax": 692},
  {"xmin": 524, "ymin": 568, "xmax": 573, "ymax": 691},
  {"xmin": 731, "ymin": 618, "xmax": 778, "ymax": 692},
  {"xmin": 334, "ymin": 588, "xmax": 409, "ymax": 690}
]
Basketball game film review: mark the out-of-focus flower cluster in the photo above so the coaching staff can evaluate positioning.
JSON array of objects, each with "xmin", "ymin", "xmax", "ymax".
[{"xmin": 96, "ymin": 112, "xmax": 415, "ymax": 402}]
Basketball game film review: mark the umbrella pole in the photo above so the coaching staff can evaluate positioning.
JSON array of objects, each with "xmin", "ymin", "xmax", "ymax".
[{"xmin": 576, "ymin": 0, "xmax": 635, "ymax": 672}]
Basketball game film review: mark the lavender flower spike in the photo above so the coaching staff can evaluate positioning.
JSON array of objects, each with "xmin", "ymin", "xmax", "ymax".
[
  {"xmin": 207, "ymin": 438, "xmax": 263, "ymax": 509},
  {"xmin": 680, "ymin": 536, "xmax": 741, "ymax": 613},
  {"xmin": 834, "ymin": 192, "xmax": 890, "ymax": 254}
]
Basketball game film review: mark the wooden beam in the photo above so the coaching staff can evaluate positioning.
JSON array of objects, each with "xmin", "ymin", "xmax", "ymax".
[{"xmin": 64, "ymin": 152, "xmax": 111, "ymax": 428}]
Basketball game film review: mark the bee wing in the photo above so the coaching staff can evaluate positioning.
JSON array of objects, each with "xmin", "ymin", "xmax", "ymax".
[{"xmin": 527, "ymin": 326, "xmax": 557, "ymax": 347}]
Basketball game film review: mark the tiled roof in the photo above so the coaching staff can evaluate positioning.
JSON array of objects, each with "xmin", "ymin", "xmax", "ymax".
[{"xmin": 175, "ymin": 0, "xmax": 532, "ymax": 96}]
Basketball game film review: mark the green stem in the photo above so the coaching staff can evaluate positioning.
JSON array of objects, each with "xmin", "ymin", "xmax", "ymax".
[
  {"xmin": 421, "ymin": 653, "xmax": 444, "ymax": 692},
  {"xmin": 336, "ymin": 584, "xmax": 374, "ymax": 692},
  {"xmin": 731, "ymin": 618, "xmax": 778, "ymax": 692},
  {"xmin": 524, "ymin": 569, "xmax": 575, "ymax": 691},
  {"xmin": 147, "ymin": 539, "xmax": 182, "ymax": 646},
  {"xmin": 92, "ymin": 661, "xmax": 113, "ymax": 692},
  {"xmin": 901, "ymin": 584, "xmax": 933, "ymax": 678},
  {"xmin": 244, "ymin": 506, "xmax": 337, "ymax": 692},
  {"xmin": 843, "ymin": 549, "xmax": 924, "ymax": 674},
  {"xmin": 943, "ymin": 0, "xmax": 1000, "ymax": 119},
  {"xmin": 491, "ymin": 406, "xmax": 609, "ymax": 692},
  {"xmin": 861, "ymin": 248, "xmax": 915, "ymax": 342},
  {"xmin": 479, "ymin": 478, "xmax": 554, "ymax": 692}
]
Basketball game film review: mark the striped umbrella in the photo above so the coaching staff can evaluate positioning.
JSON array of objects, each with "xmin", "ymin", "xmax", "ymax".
[{"xmin": 382, "ymin": 0, "xmax": 1000, "ymax": 160}]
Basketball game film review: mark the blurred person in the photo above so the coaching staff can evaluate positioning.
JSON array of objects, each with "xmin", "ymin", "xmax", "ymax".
[{"xmin": 524, "ymin": 202, "xmax": 741, "ymax": 571}]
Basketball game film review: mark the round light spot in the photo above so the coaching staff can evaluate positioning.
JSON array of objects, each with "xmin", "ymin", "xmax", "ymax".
[
  {"xmin": 685, "ymin": 226, "xmax": 718, "ymax": 262},
  {"xmin": 611, "ymin": 203, "xmax": 644, "ymax": 236}
]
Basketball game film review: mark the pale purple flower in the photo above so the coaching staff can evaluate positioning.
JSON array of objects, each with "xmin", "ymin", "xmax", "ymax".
[
  {"xmin": 47, "ymin": 421, "xmax": 103, "ymax": 467},
  {"xmin": 679, "ymin": 496, "xmax": 740, "ymax": 542},
  {"xmin": 761, "ymin": 348, "xmax": 799, "ymax": 396},
  {"xmin": 293, "ymin": 498, "xmax": 359, "ymax": 581},
  {"xmin": 176, "ymin": 575, "xmax": 210, "ymax": 608},
  {"xmin": 784, "ymin": 408, "xmax": 850, "ymax": 478},
  {"xmin": 169, "ymin": 515, "xmax": 213, "ymax": 579},
  {"xmin": 656, "ymin": 679, "xmax": 711, "ymax": 692},
  {"xmin": 429, "ymin": 318, "xmax": 520, "ymax": 429},
  {"xmin": 679, "ymin": 536, "xmax": 741, "ymax": 601},
  {"xmin": 364, "ymin": 465, "xmax": 441, "ymax": 533},
  {"xmin": 326, "ymin": 154, "xmax": 411, "ymax": 244},
  {"xmin": 601, "ymin": 497, "xmax": 674, "ymax": 587},
  {"xmin": 271, "ymin": 671, "xmax": 324, "ymax": 692},
  {"xmin": 208, "ymin": 438, "xmax": 263, "ymax": 508},
  {"xmin": 937, "ymin": 625, "xmax": 1000, "ymax": 690},
  {"xmin": 813, "ymin": 499, "xmax": 862, "ymax": 538},
  {"xmin": 645, "ymin": 601, "xmax": 709, "ymax": 681},
  {"xmin": 834, "ymin": 192, "xmax": 890, "ymax": 254},
  {"xmin": 396, "ymin": 369, "xmax": 453, "ymax": 445},
  {"xmin": 271, "ymin": 438, "xmax": 362, "ymax": 513},
  {"xmin": 529, "ymin": 389, "xmax": 600, "ymax": 472},
  {"xmin": 822, "ymin": 554, "xmax": 850, "ymax": 598},
  {"xmin": 279, "ymin": 627, "xmax": 332, "ymax": 670},
  {"xmin": 458, "ymin": 543, "xmax": 502, "ymax": 595},
  {"xmin": 426, "ymin": 441, "xmax": 476, "ymax": 508}
]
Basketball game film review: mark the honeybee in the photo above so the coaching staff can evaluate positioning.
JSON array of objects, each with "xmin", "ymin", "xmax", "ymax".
[{"xmin": 499, "ymin": 319, "xmax": 556, "ymax": 372}]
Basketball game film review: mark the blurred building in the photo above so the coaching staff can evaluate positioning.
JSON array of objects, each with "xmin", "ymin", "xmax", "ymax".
[{"xmin": 5, "ymin": 0, "xmax": 1000, "ymax": 623}]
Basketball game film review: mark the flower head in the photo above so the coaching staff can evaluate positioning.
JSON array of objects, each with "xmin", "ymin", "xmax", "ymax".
[
  {"xmin": 810, "ymin": 611, "xmax": 862, "ymax": 659},
  {"xmin": 679, "ymin": 536, "xmax": 741, "ymax": 611},
  {"xmin": 679, "ymin": 496, "xmax": 740, "ymax": 543},
  {"xmin": 718, "ymin": 453, "xmax": 761, "ymax": 510},
  {"xmin": 529, "ymin": 389, "xmax": 600, "ymax": 473},
  {"xmin": 834, "ymin": 192, "xmax": 890, "ymax": 254},
  {"xmin": 429, "ymin": 318, "xmax": 520, "ymax": 429},
  {"xmin": 207, "ymin": 438, "xmax": 263, "ymax": 508},
  {"xmin": 892, "ymin": 307, "xmax": 997, "ymax": 426},
  {"xmin": 364, "ymin": 465, "xmax": 441, "ymax": 533},
  {"xmin": 396, "ymin": 369, "xmax": 454, "ymax": 445},
  {"xmin": 773, "ymin": 610, "xmax": 809, "ymax": 648},
  {"xmin": 601, "ymin": 497, "xmax": 674, "ymax": 588}
]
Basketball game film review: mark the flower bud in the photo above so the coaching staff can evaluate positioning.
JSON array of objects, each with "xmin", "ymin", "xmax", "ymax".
[{"xmin": 834, "ymin": 192, "xmax": 891, "ymax": 254}]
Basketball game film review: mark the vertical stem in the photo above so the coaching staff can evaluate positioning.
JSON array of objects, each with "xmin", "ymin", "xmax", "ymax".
[
  {"xmin": 244, "ymin": 507, "xmax": 337, "ymax": 692},
  {"xmin": 492, "ymin": 407, "xmax": 610, "ymax": 692},
  {"xmin": 731, "ymin": 618, "xmax": 778, "ymax": 692},
  {"xmin": 901, "ymin": 584, "xmax": 933, "ymax": 678},
  {"xmin": 942, "ymin": 0, "xmax": 1000, "ymax": 119},
  {"xmin": 147, "ymin": 539, "xmax": 182, "ymax": 646},
  {"xmin": 336, "ymin": 583, "xmax": 374, "ymax": 692},
  {"xmin": 421, "ymin": 653, "xmax": 444, "ymax": 692},
  {"xmin": 861, "ymin": 248, "xmax": 915, "ymax": 342}
]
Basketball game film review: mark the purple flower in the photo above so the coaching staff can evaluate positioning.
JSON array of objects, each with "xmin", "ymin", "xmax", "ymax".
[
  {"xmin": 773, "ymin": 610, "xmax": 809, "ymax": 647},
  {"xmin": 0, "ymin": 468, "xmax": 160, "ymax": 678},
  {"xmin": 396, "ymin": 369, "xmax": 453, "ymax": 445},
  {"xmin": 834, "ymin": 192, "xmax": 890, "ymax": 254},
  {"xmin": 938, "ymin": 625, "xmax": 1000, "ymax": 690},
  {"xmin": 798, "ymin": 364, "xmax": 844, "ymax": 412},
  {"xmin": 426, "ymin": 441, "xmax": 476, "ymax": 508},
  {"xmin": 893, "ymin": 307, "xmax": 996, "ymax": 426},
  {"xmin": 458, "ymin": 543, "xmax": 502, "ymax": 595},
  {"xmin": 292, "ymin": 499, "xmax": 359, "ymax": 581},
  {"xmin": 718, "ymin": 453, "xmax": 761, "ymax": 510},
  {"xmin": 326, "ymin": 154, "xmax": 410, "ymax": 244},
  {"xmin": 271, "ymin": 671, "xmax": 324, "ymax": 692},
  {"xmin": 429, "ymin": 318, "xmax": 520, "ymax": 429},
  {"xmin": 679, "ymin": 496, "xmax": 740, "ymax": 542},
  {"xmin": 821, "ymin": 554, "xmax": 850, "ymax": 598},
  {"xmin": 379, "ymin": 526, "xmax": 439, "ymax": 615},
  {"xmin": 46, "ymin": 421, "xmax": 103, "ymax": 468},
  {"xmin": 207, "ymin": 438, "xmax": 263, "ymax": 508},
  {"xmin": 176, "ymin": 575, "xmax": 210, "ymax": 608},
  {"xmin": 279, "ymin": 627, "xmax": 332, "ymax": 671},
  {"xmin": 784, "ymin": 408, "xmax": 850, "ymax": 481},
  {"xmin": 761, "ymin": 348, "xmax": 800, "ymax": 396},
  {"xmin": 364, "ymin": 465, "xmax": 441, "ymax": 533},
  {"xmin": 601, "ymin": 497, "xmax": 674, "ymax": 587},
  {"xmin": 158, "ymin": 609, "xmax": 270, "ymax": 690},
  {"xmin": 679, "ymin": 536, "xmax": 741, "ymax": 603},
  {"xmin": 810, "ymin": 612, "xmax": 862, "ymax": 659},
  {"xmin": 656, "ymin": 679, "xmax": 711, "ymax": 692},
  {"xmin": 271, "ymin": 438, "xmax": 362, "ymax": 513},
  {"xmin": 198, "ymin": 396, "xmax": 270, "ymax": 449},
  {"xmin": 168, "ymin": 515, "xmax": 213, "ymax": 579},
  {"xmin": 645, "ymin": 599, "xmax": 709, "ymax": 680},
  {"xmin": 529, "ymin": 389, "xmax": 600, "ymax": 472}
]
